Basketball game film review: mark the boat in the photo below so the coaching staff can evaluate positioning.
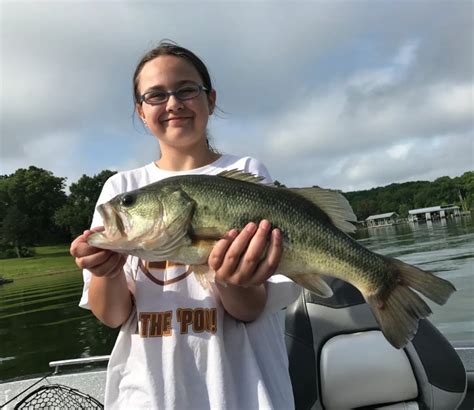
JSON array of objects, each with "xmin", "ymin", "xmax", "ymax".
[{"xmin": 1, "ymin": 281, "xmax": 472, "ymax": 409}]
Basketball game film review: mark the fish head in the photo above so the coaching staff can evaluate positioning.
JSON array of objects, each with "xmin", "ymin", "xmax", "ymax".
[{"xmin": 87, "ymin": 185, "xmax": 195, "ymax": 259}]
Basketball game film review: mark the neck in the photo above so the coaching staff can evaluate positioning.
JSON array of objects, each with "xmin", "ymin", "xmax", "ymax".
[{"xmin": 155, "ymin": 144, "xmax": 220, "ymax": 171}]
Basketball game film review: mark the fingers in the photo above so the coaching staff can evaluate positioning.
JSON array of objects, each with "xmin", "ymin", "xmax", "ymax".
[
  {"xmin": 209, "ymin": 220, "xmax": 282, "ymax": 287},
  {"xmin": 70, "ymin": 228, "xmax": 125, "ymax": 278},
  {"xmin": 247, "ymin": 228, "xmax": 282, "ymax": 286},
  {"xmin": 233, "ymin": 220, "xmax": 271, "ymax": 280},
  {"xmin": 208, "ymin": 229, "xmax": 239, "ymax": 272},
  {"xmin": 70, "ymin": 227, "xmax": 104, "ymax": 258}
]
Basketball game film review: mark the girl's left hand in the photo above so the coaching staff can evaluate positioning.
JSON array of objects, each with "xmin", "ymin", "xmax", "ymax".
[{"xmin": 208, "ymin": 220, "xmax": 282, "ymax": 287}]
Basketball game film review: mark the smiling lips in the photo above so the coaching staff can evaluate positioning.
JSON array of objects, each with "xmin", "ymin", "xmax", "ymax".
[{"xmin": 163, "ymin": 116, "xmax": 191, "ymax": 123}]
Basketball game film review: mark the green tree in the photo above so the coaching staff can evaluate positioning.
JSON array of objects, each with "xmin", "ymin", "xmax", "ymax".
[
  {"xmin": 455, "ymin": 171, "xmax": 474, "ymax": 210},
  {"xmin": 2, "ymin": 207, "xmax": 31, "ymax": 257},
  {"xmin": 54, "ymin": 170, "xmax": 116, "ymax": 238},
  {"xmin": 0, "ymin": 166, "xmax": 68, "ymax": 252},
  {"xmin": 343, "ymin": 172, "xmax": 473, "ymax": 220},
  {"xmin": 398, "ymin": 204, "xmax": 410, "ymax": 218}
]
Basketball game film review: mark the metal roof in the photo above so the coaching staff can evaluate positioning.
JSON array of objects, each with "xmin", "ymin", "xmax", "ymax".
[
  {"xmin": 366, "ymin": 212, "xmax": 399, "ymax": 221},
  {"xmin": 409, "ymin": 205, "xmax": 459, "ymax": 215}
]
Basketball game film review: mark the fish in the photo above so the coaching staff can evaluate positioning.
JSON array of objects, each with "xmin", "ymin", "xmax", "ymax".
[{"xmin": 88, "ymin": 170, "xmax": 456, "ymax": 348}]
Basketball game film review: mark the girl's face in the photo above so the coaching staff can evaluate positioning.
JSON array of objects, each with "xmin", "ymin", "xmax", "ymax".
[{"xmin": 136, "ymin": 55, "xmax": 216, "ymax": 152}]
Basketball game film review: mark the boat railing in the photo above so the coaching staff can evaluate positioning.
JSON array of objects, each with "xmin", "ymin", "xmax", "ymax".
[{"xmin": 49, "ymin": 355, "xmax": 110, "ymax": 374}]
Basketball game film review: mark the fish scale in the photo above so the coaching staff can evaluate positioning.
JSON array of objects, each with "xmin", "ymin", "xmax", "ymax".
[{"xmin": 88, "ymin": 170, "xmax": 456, "ymax": 348}]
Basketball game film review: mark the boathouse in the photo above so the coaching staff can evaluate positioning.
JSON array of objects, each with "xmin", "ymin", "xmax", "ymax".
[
  {"xmin": 365, "ymin": 212, "xmax": 399, "ymax": 227},
  {"xmin": 408, "ymin": 205, "xmax": 460, "ymax": 222}
]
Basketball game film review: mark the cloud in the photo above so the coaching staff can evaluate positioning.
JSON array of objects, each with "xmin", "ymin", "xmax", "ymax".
[
  {"xmin": 254, "ymin": 39, "xmax": 473, "ymax": 189},
  {"xmin": 1, "ymin": 0, "xmax": 472, "ymax": 192}
]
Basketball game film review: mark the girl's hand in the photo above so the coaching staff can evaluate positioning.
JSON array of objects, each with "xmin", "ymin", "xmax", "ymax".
[
  {"xmin": 208, "ymin": 220, "xmax": 282, "ymax": 287},
  {"xmin": 70, "ymin": 228, "xmax": 126, "ymax": 278}
]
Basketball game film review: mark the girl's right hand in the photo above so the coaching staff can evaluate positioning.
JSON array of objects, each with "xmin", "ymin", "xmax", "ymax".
[{"xmin": 70, "ymin": 228, "xmax": 126, "ymax": 278}]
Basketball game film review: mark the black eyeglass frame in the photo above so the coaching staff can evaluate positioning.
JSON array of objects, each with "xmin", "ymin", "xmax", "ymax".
[{"xmin": 140, "ymin": 84, "xmax": 209, "ymax": 105}]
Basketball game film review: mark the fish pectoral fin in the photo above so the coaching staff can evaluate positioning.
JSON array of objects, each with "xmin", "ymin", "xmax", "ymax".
[
  {"xmin": 289, "ymin": 187, "xmax": 357, "ymax": 233},
  {"xmin": 192, "ymin": 227, "xmax": 223, "ymax": 240},
  {"xmin": 286, "ymin": 272, "xmax": 333, "ymax": 298}
]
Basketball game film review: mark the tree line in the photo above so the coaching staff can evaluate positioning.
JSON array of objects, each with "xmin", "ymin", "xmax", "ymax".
[
  {"xmin": 1, "ymin": 166, "xmax": 472, "ymax": 258},
  {"xmin": 344, "ymin": 171, "xmax": 473, "ymax": 221},
  {"xmin": 0, "ymin": 166, "xmax": 116, "ymax": 258}
]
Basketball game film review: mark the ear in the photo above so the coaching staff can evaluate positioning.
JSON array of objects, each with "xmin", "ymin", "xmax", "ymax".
[
  {"xmin": 208, "ymin": 89, "xmax": 217, "ymax": 115},
  {"xmin": 136, "ymin": 103, "xmax": 146, "ymax": 121}
]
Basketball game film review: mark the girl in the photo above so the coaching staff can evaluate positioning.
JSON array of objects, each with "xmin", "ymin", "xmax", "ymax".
[{"xmin": 70, "ymin": 42, "xmax": 300, "ymax": 409}]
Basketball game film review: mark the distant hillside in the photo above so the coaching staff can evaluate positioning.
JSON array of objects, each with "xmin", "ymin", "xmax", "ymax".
[{"xmin": 343, "ymin": 171, "xmax": 473, "ymax": 221}]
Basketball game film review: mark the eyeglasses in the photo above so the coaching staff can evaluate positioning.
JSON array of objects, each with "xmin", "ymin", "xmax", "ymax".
[{"xmin": 140, "ymin": 84, "xmax": 208, "ymax": 105}]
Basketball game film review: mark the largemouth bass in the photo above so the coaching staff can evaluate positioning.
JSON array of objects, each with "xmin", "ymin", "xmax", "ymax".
[{"xmin": 88, "ymin": 170, "xmax": 455, "ymax": 348}]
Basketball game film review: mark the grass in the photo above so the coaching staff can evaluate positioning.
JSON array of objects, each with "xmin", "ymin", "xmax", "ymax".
[{"xmin": 0, "ymin": 245, "xmax": 80, "ymax": 280}]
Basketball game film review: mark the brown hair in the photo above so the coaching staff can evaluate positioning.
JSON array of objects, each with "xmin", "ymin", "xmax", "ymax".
[{"xmin": 133, "ymin": 40, "xmax": 213, "ymax": 105}]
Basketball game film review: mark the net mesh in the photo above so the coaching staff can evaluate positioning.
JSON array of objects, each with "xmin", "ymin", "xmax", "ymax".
[{"xmin": 14, "ymin": 384, "xmax": 103, "ymax": 409}]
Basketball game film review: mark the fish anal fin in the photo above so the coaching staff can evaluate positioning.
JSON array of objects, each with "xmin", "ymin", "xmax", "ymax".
[
  {"xmin": 289, "ymin": 187, "xmax": 357, "ymax": 233},
  {"xmin": 286, "ymin": 272, "xmax": 333, "ymax": 298}
]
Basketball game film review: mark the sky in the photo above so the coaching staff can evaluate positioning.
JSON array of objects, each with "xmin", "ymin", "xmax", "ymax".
[{"xmin": 1, "ymin": 0, "xmax": 473, "ymax": 192}]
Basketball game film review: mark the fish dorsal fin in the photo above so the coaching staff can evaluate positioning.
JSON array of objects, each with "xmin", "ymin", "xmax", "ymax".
[
  {"xmin": 217, "ymin": 169, "xmax": 265, "ymax": 184},
  {"xmin": 290, "ymin": 187, "xmax": 357, "ymax": 233}
]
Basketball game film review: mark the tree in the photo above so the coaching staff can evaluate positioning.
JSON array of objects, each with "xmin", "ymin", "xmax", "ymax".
[
  {"xmin": 398, "ymin": 204, "xmax": 410, "ymax": 218},
  {"xmin": 54, "ymin": 170, "xmax": 116, "ymax": 238},
  {"xmin": 455, "ymin": 171, "xmax": 474, "ymax": 210},
  {"xmin": 2, "ymin": 207, "xmax": 31, "ymax": 257},
  {"xmin": 0, "ymin": 166, "xmax": 68, "ymax": 251}
]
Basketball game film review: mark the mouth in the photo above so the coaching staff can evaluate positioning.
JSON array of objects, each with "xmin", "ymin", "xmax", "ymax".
[
  {"xmin": 97, "ymin": 203, "xmax": 126, "ymax": 239},
  {"xmin": 163, "ymin": 116, "xmax": 192, "ymax": 124}
]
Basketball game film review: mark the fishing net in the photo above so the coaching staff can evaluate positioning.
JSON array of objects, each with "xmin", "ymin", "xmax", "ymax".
[{"xmin": 14, "ymin": 384, "xmax": 103, "ymax": 409}]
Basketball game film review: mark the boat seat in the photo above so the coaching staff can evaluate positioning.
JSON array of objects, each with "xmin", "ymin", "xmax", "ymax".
[{"xmin": 285, "ymin": 277, "xmax": 467, "ymax": 410}]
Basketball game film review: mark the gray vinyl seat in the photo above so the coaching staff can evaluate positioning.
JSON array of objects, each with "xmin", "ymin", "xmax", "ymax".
[{"xmin": 285, "ymin": 277, "xmax": 467, "ymax": 410}]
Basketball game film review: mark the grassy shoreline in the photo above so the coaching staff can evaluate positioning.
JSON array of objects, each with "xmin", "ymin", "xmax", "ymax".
[{"xmin": 0, "ymin": 245, "xmax": 81, "ymax": 280}]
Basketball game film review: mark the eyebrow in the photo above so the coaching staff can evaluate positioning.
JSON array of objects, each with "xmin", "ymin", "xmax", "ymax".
[{"xmin": 143, "ymin": 80, "xmax": 198, "ymax": 94}]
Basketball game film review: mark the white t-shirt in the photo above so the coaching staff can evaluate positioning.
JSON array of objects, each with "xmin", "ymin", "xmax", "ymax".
[{"xmin": 79, "ymin": 154, "xmax": 301, "ymax": 409}]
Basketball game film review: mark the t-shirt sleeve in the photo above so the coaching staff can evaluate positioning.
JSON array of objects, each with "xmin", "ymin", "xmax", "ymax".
[
  {"xmin": 243, "ymin": 157, "xmax": 273, "ymax": 184},
  {"xmin": 78, "ymin": 176, "xmax": 136, "ymax": 310}
]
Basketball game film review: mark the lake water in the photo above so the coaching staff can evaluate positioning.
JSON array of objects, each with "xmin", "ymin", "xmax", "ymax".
[{"xmin": 0, "ymin": 217, "xmax": 473, "ymax": 382}]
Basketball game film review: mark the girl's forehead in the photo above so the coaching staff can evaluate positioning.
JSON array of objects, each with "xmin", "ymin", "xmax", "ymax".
[{"xmin": 139, "ymin": 55, "xmax": 202, "ymax": 88}]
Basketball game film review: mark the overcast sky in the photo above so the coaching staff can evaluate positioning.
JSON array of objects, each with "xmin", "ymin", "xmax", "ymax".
[{"xmin": 1, "ymin": 0, "xmax": 473, "ymax": 192}]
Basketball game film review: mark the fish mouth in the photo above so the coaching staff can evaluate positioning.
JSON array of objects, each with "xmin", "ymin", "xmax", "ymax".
[
  {"xmin": 99, "ymin": 203, "xmax": 126, "ymax": 238},
  {"xmin": 87, "ymin": 203, "xmax": 127, "ymax": 249}
]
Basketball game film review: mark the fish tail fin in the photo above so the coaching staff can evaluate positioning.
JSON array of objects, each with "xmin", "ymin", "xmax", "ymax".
[
  {"xmin": 391, "ymin": 258, "xmax": 456, "ymax": 305},
  {"xmin": 367, "ymin": 285, "xmax": 432, "ymax": 349},
  {"xmin": 367, "ymin": 258, "xmax": 456, "ymax": 349}
]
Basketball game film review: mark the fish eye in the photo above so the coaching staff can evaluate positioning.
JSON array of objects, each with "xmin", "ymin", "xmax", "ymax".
[{"xmin": 121, "ymin": 194, "xmax": 136, "ymax": 207}]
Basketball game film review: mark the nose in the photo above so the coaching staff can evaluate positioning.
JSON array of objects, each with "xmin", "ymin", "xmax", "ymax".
[{"xmin": 165, "ymin": 94, "xmax": 184, "ymax": 112}]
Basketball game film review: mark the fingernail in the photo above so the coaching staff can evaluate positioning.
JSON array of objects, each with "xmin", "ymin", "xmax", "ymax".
[
  {"xmin": 246, "ymin": 222, "xmax": 257, "ymax": 233},
  {"xmin": 260, "ymin": 220, "xmax": 270, "ymax": 231},
  {"xmin": 227, "ymin": 229, "xmax": 238, "ymax": 238}
]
